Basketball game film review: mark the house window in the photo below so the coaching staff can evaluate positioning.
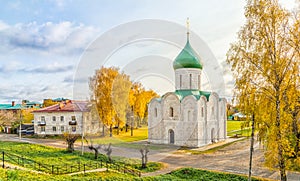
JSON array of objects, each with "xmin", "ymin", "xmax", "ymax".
[
  {"xmin": 52, "ymin": 127, "xmax": 56, "ymax": 132},
  {"xmin": 72, "ymin": 126, "xmax": 76, "ymax": 132},
  {"xmin": 201, "ymin": 107, "xmax": 204, "ymax": 117},
  {"xmin": 71, "ymin": 116, "xmax": 76, "ymax": 121},
  {"xmin": 41, "ymin": 126, "xmax": 45, "ymax": 132},
  {"xmin": 169, "ymin": 107, "xmax": 174, "ymax": 117},
  {"xmin": 154, "ymin": 108, "xmax": 158, "ymax": 117},
  {"xmin": 61, "ymin": 126, "xmax": 64, "ymax": 132},
  {"xmin": 189, "ymin": 74, "xmax": 192, "ymax": 89},
  {"xmin": 60, "ymin": 116, "xmax": 64, "ymax": 121},
  {"xmin": 41, "ymin": 116, "xmax": 45, "ymax": 121},
  {"xmin": 52, "ymin": 116, "xmax": 56, "ymax": 121}
]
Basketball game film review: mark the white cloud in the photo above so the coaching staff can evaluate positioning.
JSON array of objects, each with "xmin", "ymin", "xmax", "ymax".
[{"xmin": 0, "ymin": 21, "xmax": 100, "ymax": 55}]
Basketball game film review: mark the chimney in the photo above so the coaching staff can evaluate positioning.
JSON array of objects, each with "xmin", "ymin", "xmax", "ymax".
[{"xmin": 12, "ymin": 101, "xmax": 15, "ymax": 107}]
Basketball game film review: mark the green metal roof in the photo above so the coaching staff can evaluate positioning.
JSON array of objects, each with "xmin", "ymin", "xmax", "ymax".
[
  {"xmin": 173, "ymin": 40, "xmax": 203, "ymax": 70},
  {"xmin": 174, "ymin": 90, "xmax": 211, "ymax": 101},
  {"xmin": 0, "ymin": 104, "xmax": 25, "ymax": 110}
]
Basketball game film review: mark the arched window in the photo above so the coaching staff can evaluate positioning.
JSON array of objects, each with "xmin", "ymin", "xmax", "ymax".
[
  {"xmin": 169, "ymin": 107, "xmax": 174, "ymax": 117},
  {"xmin": 154, "ymin": 108, "xmax": 158, "ymax": 117},
  {"xmin": 188, "ymin": 110, "xmax": 192, "ymax": 121},
  {"xmin": 201, "ymin": 107, "xmax": 204, "ymax": 117},
  {"xmin": 211, "ymin": 106, "xmax": 214, "ymax": 118},
  {"xmin": 180, "ymin": 75, "xmax": 182, "ymax": 88},
  {"xmin": 198, "ymin": 75, "xmax": 201, "ymax": 89}
]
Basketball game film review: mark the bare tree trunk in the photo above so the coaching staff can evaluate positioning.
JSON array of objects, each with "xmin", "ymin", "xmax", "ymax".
[
  {"xmin": 275, "ymin": 96, "xmax": 287, "ymax": 181},
  {"xmin": 102, "ymin": 124, "xmax": 105, "ymax": 137},
  {"xmin": 248, "ymin": 113, "xmax": 255, "ymax": 181}
]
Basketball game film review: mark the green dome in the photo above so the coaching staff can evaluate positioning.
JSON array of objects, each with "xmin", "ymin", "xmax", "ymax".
[{"xmin": 173, "ymin": 40, "xmax": 202, "ymax": 70}]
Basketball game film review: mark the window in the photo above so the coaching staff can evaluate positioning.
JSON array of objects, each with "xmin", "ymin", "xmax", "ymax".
[
  {"xmin": 61, "ymin": 126, "xmax": 64, "ymax": 132},
  {"xmin": 52, "ymin": 127, "xmax": 56, "ymax": 132},
  {"xmin": 212, "ymin": 107, "xmax": 215, "ymax": 118},
  {"xmin": 189, "ymin": 74, "xmax": 192, "ymax": 89},
  {"xmin": 179, "ymin": 75, "xmax": 182, "ymax": 88},
  {"xmin": 41, "ymin": 126, "xmax": 45, "ymax": 132},
  {"xmin": 169, "ymin": 107, "xmax": 174, "ymax": 117},
  {"xmin": 198, "ymin": 75, "xmax": 201, "ymax": 89},
  {"xmin": 72, "ymin": 126, "xmax": 76, "ymax": 132},
  {"xmin": 60, "ymin": 116, "xmax": 64, "ymax": 122},
  {"xmin": 188, "ymin": 110, "xmax": 192, "ymax": 121},
  {"xmin": 71, "ymin": 116, "xmax": 76, "ymax": 121},
  {"xmin": 41, "ymin": 116, "xmax": 45, "ymax": 121},
  {"xmin": 154, "ymin": 108, "xmax": 158, "ymax": 117},
  {"xmin": 52, "ymin": 116, "xmax": 56, "ymax": 121},
  {"xmin": 201, "ymin": 107, "xmax": 204, "ymax": 117}
]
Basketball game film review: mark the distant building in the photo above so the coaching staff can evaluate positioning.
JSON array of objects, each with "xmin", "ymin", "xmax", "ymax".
[
  {"xmin": 32, "ymin": 100, "xmax": 102, "ymax": 136},
  {"xmin": 0, "ymin": 100, "xmax": 41, "ymax": 133}
]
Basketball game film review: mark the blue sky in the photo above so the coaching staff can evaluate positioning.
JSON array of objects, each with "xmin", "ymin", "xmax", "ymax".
[{"xmin": 0, "ymin": 0, "xmax": 297, "ymax": 103}]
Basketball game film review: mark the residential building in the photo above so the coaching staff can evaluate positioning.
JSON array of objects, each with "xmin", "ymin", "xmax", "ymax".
[{"xmin": 32, "ymin": 100, "xmax": 101, "ymax": 136}]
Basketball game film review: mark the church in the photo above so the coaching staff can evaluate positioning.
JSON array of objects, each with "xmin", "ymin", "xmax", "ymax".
[{"xmin": 148, "ymin": 25, "xmax": 227, "ymax": 147}]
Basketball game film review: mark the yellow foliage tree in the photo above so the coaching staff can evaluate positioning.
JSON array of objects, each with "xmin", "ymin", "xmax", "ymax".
[
  {"xmin": 90, "ymin": 66, "xmax": 119, "ymax": 136},
  {"xmin": 226, "ymin": 0, "xmax": 300, "ymax": 180}
]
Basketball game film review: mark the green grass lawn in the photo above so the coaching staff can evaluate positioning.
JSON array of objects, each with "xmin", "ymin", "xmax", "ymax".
[
  {"xmin": 0, "ymin": 167, "xmax": 265, "ymax": 181},
  {"xmin": 227, "ymin": 120, "xmax": 252, "ymax": 137},
  {"xmin": 0, "ymin": 141, "xmax": 161, "ymax": 173}
]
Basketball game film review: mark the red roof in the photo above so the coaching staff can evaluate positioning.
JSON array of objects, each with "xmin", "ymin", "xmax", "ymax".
[{"xmin": 33, "ymin": 100, "xmax": 90, "ymax": 113}]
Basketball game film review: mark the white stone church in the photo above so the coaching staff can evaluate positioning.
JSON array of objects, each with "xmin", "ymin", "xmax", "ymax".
[{"xmin": 148, "ymin": 31, "xmax": 227, "ymax": 147}]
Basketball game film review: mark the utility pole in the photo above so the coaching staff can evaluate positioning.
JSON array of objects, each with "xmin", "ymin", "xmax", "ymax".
[
  {"xmin": 248, "ymin": 112, "xmax": 255, "ymax": 181},
  {"xmin": 19, "ymin": 108, "xmax": 22, "ymax": 140},
  {"xmin": 81, "ymin": 114, "xmax": 84, "ymax": 155}
]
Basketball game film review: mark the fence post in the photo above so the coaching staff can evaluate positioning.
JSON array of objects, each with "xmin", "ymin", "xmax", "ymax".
[
  {"xmin": 106, "ymin": 161, "xmax": 108, "ymax": 171},
  {"xmin": 2, "ymin": 152, "xmax": 4, "ymax": 168},
  {"xmin": 52, "ymin": 165, "xmax": 54, "ymax": 174},
  {"xmin": 83, "ymin": 164, "xmax": 86, "ymax": 174}
]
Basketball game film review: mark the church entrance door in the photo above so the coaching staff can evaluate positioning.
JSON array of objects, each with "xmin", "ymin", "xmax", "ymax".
[
  {"xmin": 211, "ymin": 128, "xmax": 215, "ymax": 143},
  {"xmin": 169, "ymin": 129, "xmax": 174, "ymax": 144}
]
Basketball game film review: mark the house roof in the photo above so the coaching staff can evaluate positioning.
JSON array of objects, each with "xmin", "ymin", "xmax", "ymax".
[
  {"xmin": 33, "ymin": 100, "xmax": 90, "ymax": 113},
  {"xmin": 0, "ymin": 104, "xmax": 24, "ymax": 110}
]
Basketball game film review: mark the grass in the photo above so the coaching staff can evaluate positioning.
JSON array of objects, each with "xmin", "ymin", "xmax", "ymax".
[
  {"xmin": 227, "ymin": 120, "xmax": 252, "ymax": 137},
  {"xmin": 0, "ymin": 167, "xmax": 266, "ymax": 181},
  {"xmin": 92, "ymin": 126, "xmax": 148, "ymax": 145},
  {"xmin": 0, "ymin": 141, "xmax": 162, "ymax": 173}
]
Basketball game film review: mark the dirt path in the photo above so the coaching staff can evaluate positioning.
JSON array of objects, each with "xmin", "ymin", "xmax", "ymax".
[{"xmin": 1, "ymin": 134, "xmax": 299, "ymax": 181}]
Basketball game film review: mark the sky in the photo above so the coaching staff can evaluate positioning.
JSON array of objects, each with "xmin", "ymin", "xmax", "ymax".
[{"xmin": 0, "ymin": 0, "xmax": 297, "ymax": 104}]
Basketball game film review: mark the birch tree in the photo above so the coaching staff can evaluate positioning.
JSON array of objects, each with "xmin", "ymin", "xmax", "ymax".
[{"xmin": 226, "ymin": 0, "xmax": 300, "ymax": 180}]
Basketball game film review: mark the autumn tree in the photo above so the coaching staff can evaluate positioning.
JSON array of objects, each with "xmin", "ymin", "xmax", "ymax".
[
  {"xmin": 112, "ymin": 73, "xmax": 132, "ymax": 135},
  {"xmin": 130, "ymin": 83, "xmax": 158, "ymax": 127},
  {"xmin": 42, "ymin": 99, "xmax": 57, "ymax": 107},
  {"xmin": 226, "ymin": 0, "xmax": 300, "ymax": 180},
  {"xmin": 90, "ymin": 66, "xmax": 119, "ymax": 137},
  {"xmin": 0, "ymin": 111, "xmax": 18, "ymax": 132}
]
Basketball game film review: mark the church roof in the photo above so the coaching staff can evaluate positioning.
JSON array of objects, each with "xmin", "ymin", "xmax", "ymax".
[
  {"xmin": 173, "ymin": 39, "xmax": 203, "ymax": 70},
  {"xmin": 175, "ymin": 90, "xmax": 211, "ymax": 101}
]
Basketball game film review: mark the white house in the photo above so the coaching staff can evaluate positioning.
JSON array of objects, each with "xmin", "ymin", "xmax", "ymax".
[
  {"xmin": 33, "ymin": 100, "xmax": 101, "ymax": 136},
  {"xmin": 148, "ymin": 30, "xmax": 227, "ymax": 147}
]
